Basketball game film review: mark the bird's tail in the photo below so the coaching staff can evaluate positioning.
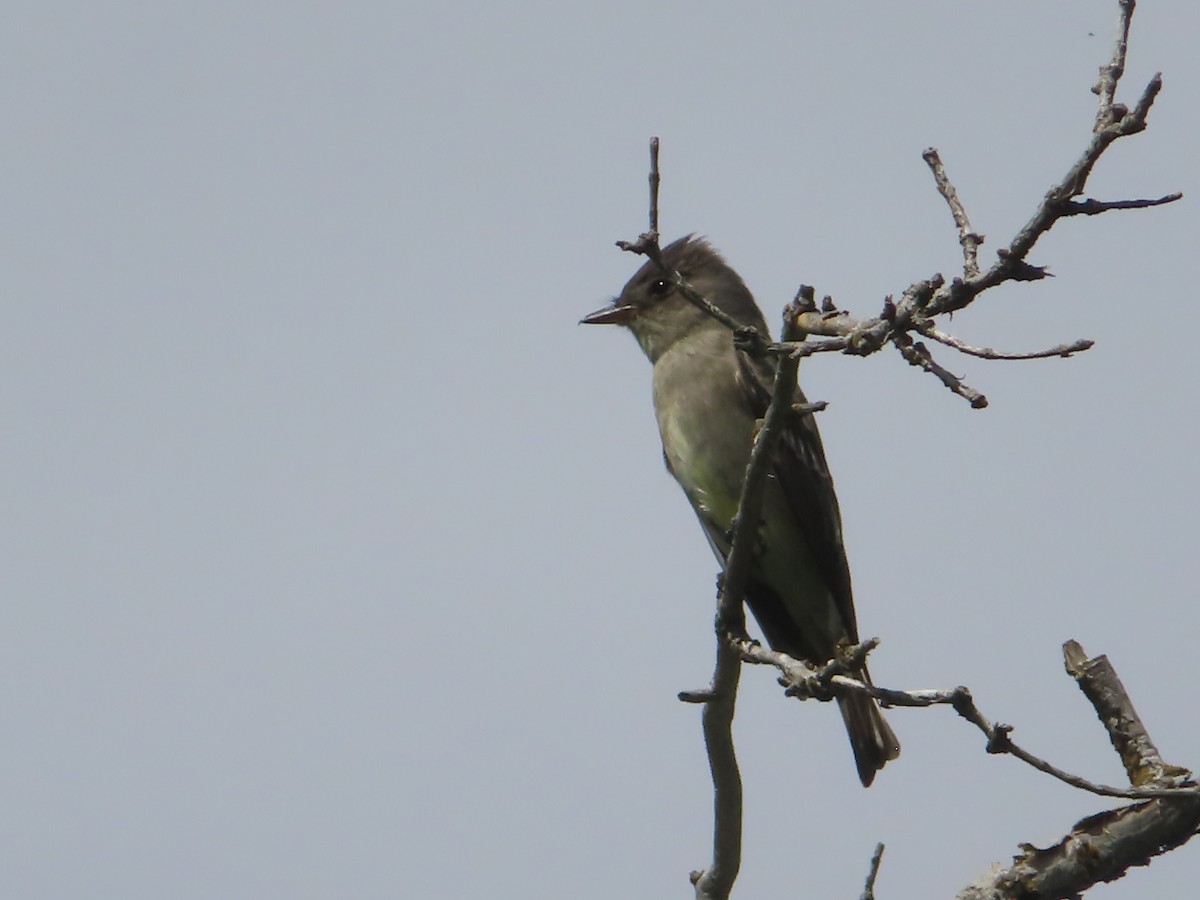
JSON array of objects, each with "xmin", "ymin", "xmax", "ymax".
[{"xmin": 837, "ymin": 678, "xmax": 900, "ymax": 787}]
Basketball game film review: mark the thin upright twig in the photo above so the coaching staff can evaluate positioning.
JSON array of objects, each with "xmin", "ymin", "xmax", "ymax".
[
  {"xmin": 859, "ymin": 843, "xmax": 885, "ymax": 900},
  {"xmin": 689, "ymin": 306, "xmax": 804, "ymax": 900},
  {"xmin": 648, "ymin": 137, "xmax": 661, "ymax": 239},
  {"xmin": 1093, "ymin": 0, "xmax": 1135, "ymax": 122},
  {"xmin": 922, "ymin": 148, "xmax": 983, "ymax": 278}
]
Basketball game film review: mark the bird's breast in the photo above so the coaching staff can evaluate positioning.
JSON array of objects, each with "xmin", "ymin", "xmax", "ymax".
[{"xmin": 651, "ymin": 342, "xmax": 756, "ymax": 531}]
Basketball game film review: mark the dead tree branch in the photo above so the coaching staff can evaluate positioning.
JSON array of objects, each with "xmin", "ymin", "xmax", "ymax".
[
  {"xmin": 956, "ymin": 641, "xmax": 1199, "ymax": 900},
  {"xmin": 739, "ymin": 634, "xmax": 1200, "ymax": 898},
  {"xmin": 612, "ymin": 1, "xmax": 1182, "ymax": 896},
  {"xmin": 763, "ymin": 2, "xmax": 1172, "ymax": 406},
  {"xmin": 859, "ymin": 843, "xmax": 885, "ymax": 900},
  {"xmin": 682, "ymin": 300, "xmax": 807, "ymax": 900}
]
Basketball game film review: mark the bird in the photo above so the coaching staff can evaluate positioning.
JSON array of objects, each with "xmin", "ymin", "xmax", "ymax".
[{"xmin": 582, "ymin": 235, "xmax": 899, "ymax": 786}]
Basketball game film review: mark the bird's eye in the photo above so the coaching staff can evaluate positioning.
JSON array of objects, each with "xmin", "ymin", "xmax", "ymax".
[{"xmin": 648, "ymin": 278, "xmax": 671, "ymax": 297}]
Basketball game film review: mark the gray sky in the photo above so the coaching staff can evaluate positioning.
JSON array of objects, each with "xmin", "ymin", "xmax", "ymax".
[{"xmin": 3, "ymin": 2, "xmax": 1198, "ymax": 897}]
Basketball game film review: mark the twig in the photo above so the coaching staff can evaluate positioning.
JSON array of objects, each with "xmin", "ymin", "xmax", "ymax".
[
  {"xmin": 770, "ymin": 50, "xmax": 1175, "ymax": 400},
  {"xmin": 623, "ymin": 40, "xmax": 1175, "ymax": 404},
  {"xmin": 689, "ymin": 306, "xmax": 804, "ymax": 900},
  {"xmin": 733, "ymin": 636, "xmax": 879, "ymax": 701},
  {"xmin": 792, "ymin": 400, "xmax": 828, "ymax": 416},
  {"xmin": 893, "ymin": 334, "xmax": 988, "ymax": 408},
  {"xmin": 615, "ymin": 151, "xmax": 760, "ymax": 342},
  {"xmin": 613, "ymin": 4, "xmax": 1187, "ymax": 898},
  {"xmin": 736, "ymin": 637, "xmax": 1200, "ymax": 803},
  {"xmin": 945, "ymin": 54, "xmax": 1166, "ymax": 312},
  {"xmin": 922, "ymin": 148, "xmax": 983, "ymax": 278},
  {"xmin": 1064, "ymin": 640, "xmax": 1193, "ymax": 787},
  {"xmin": 955, "ymin": 640, "xmax": 1200, "ymax": 900},
  {"xmin": 859, "ymin": 843, "xmax": 885, "ymax": 900},
  {"xmin": 1093, "ymin": 0, "xmax": 1135, "ymax": 123},
  {"xmin": 1060, "ymin": 192, "xmax": 1181, "ymax": 216},
  {"xmin": 767, "ymin": 1, "xmax": 1172, "ymax": 408},
  {"xmin": 919, "ymin": 326, "xmax": 1095, "ymax": 361},
  {"xmin": 719, "ymin": 343, "xmax": 799, "ymax": 626},
  {"xmin": 688, "ymin": 637, "xmax": 742, "ymax": 900},
  {"xmin": 648, "ymin": 136, "xmax": 661, "ymax": 238}
]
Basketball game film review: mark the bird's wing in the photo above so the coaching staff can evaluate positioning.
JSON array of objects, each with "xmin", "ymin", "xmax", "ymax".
[
  {"xmin": 662, "ymin": 446, "xmax": 820, "ymax": 658},
  {"xmin": 661, "ymin": 449, "xmax": 730, "ymax": 562},
  {"xmin": 735, "ymin": 348, "xmax": 858, "ymax": 642}
]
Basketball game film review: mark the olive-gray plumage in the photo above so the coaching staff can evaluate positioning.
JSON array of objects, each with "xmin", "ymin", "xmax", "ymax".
[{"xmin": 583, "ymin": 236, "xmax": 899, "ymax": 786}]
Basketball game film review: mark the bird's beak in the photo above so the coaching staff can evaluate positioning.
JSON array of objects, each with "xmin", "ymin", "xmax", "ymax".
[{"xmin": 580, "ymin": 302, "xmax": 637, "ymax": 326}]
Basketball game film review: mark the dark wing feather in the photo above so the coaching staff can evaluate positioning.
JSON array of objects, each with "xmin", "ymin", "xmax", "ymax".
[
  {"xmin": 661, "ymin": 445, "xmax": 813, "ymax": 657},
  {"xmin": 735, "ymin": 348, "xmax": 858, "ymax": 642}
]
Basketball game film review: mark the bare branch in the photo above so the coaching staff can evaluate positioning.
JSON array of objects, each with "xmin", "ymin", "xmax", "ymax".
[
  {"xmin": 616, "ymin": 141, "xmax": 769, "ymax": 346},
  {"xmin": 919, "ymin": 326, "xmax": 1095, "ymax": 361},
  {"xmin": 1060, "ymin": 192, "xmax": 1182, "ymax": 216},
  {"xmin": 1092, "ymin": 0, "xmax": 1135, "ymax": 120},
  {"xmin": 763, "ymin": 48, "xmax": 1174, "ymax": 405},
  {"xmin": 893, "ymin": 334, "xmax": 988, "ymax": 408},
  {"xmin": 616, "ymin": 242, "xmax": 760, "ymax": 343},
  {"xmin": 756, "ymin": 1, "xmax": 1173, "ymax": 410},
  {"xmin": 792, "ymin": 400, "xmax": 828, "ymax": 415},
  {"xmin": 859, "ymin": 843, "xmax": 885, "ymax": 900},
  {"xmin": 734, "ymin": 636, "xmax": 880, "ymax": 702},
  {"xmin": 957, "ymin": 796, "xmax": 1200, "ymax": 900},
  {"xmin": 689, "ymin": 306, "xmax": 807, "ymax": 900},
  {"xmin": 737, "ymin": 637, "xmax": 1200, "ymax": 803},
  {"xmin": 1124, "ymin": 70, "xmax": 1163, "ymax": 134},
  {"xmin": 648, "ymin": 136, "xmax": 661, "ymax": 238},
  {"xmin": 719, "ymin": 346, "xmax": 799, "ymax": 624},
  {"xmin": 922, "ymin": 148, "xmax": 983, "ymax": 278},
  {"xmin": 1063, "ymin": 640, "xmax": 1193, "ymax": 787},
  {"xmin": 616, "ymin": 5, "xmax": 1188, "ymax": 898},
  {"xmin": 973, "ymin": 797, "xmax": 1200, "ymax": 900},
  {"xmin": 622, "ymin": 44, "xmax": 1173, "ymax": 412},
  {"xmin": 687, "ymin": 638, "xmax": 742, "ymax": 900}
]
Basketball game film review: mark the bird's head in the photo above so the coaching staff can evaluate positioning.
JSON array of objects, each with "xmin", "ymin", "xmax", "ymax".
[{"xmin": 581, "ymin": 235, "xmax": 767, "ymax": 362}]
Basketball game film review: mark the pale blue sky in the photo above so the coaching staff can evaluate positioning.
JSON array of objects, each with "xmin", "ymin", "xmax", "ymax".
[{"xmin": 2, "ymin": 2, "xmax": 1198, "ymax": 897}]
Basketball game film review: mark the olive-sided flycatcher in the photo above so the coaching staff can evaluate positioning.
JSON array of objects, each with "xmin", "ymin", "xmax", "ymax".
[{"xmin": 582, "ymin": 235, "xmax": 899, "ymax": 786}]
